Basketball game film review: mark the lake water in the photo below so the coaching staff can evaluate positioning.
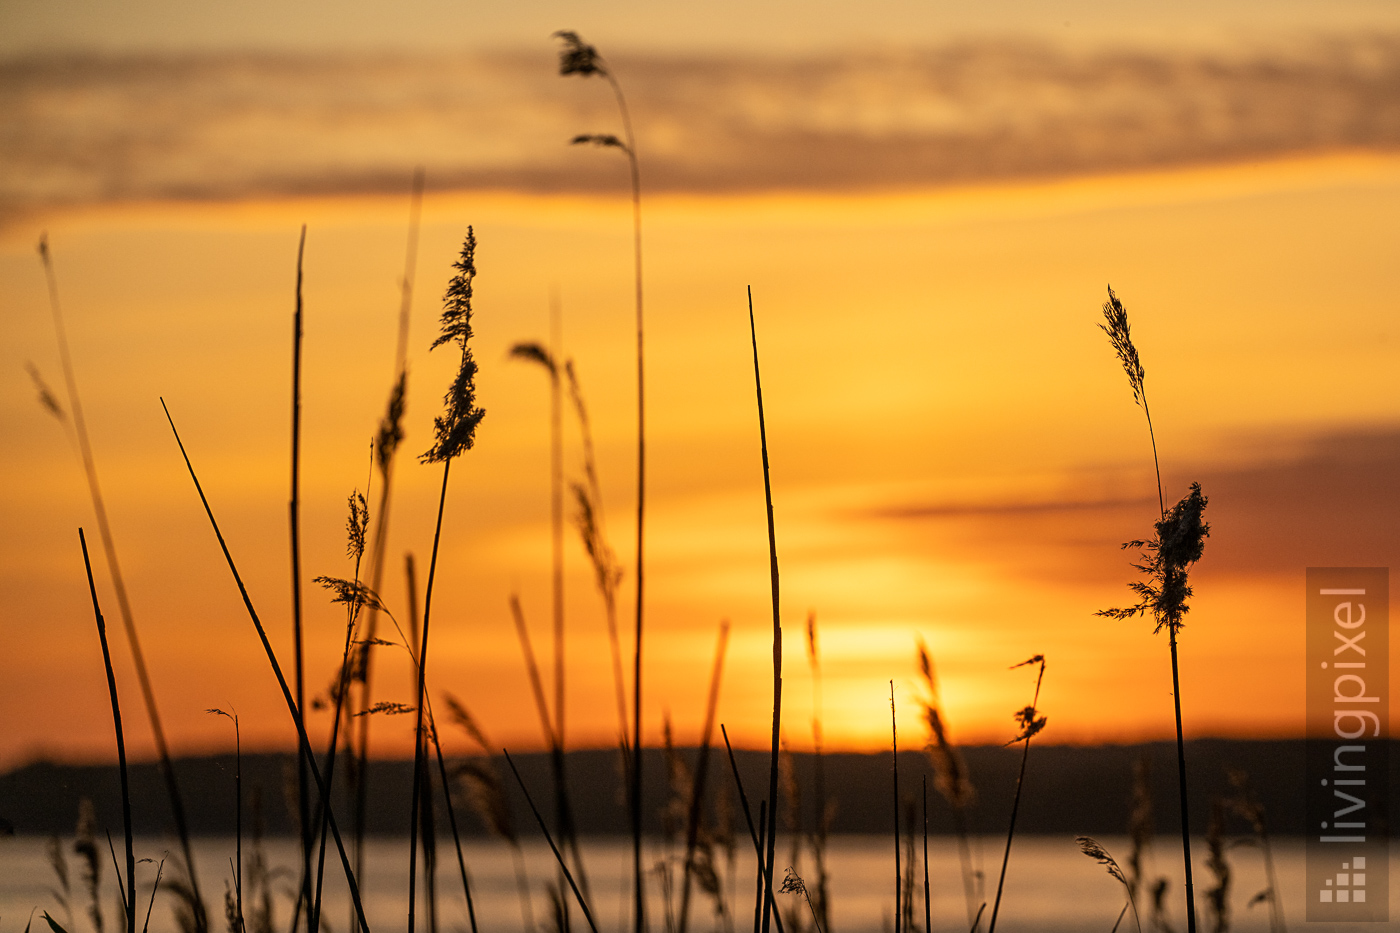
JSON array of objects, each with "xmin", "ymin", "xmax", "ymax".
[{"xmin": 1, "ymin": 834, "xmax": 1392, "ymax": 933}]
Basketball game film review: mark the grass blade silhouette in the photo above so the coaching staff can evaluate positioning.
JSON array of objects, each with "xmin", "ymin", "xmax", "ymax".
[
  {"xmin": 745, "ymin": 287, "xmax": 783, "ymax": 933},
  {"xmin": 288, "ymin": 224, "xmax": 312, "ymax": 933},
  {"xmin": 78, "ymin": 528, "xmax": 134, "ymax": 933}
]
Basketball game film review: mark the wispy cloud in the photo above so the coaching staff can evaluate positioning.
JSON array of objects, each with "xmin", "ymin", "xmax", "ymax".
[{"xmin": 5, "ymin": 36, "xmax": 1400, "ymax": 221}]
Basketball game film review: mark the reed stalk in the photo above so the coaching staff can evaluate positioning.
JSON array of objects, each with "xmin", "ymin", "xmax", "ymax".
[
  {"xmin": 78, "ymin": 528, "xmax": 134, "ymax": 933},
  {"xmin": 678, "ymin": 620, "xmax": 731, "ymax": 933},
  {"xmin": 38, "ymin": 236, "xmax": 206, "ymax": 932},
  {"xmin": 922, "ymin": 778, "xmax": 931, "ymax": 933},
  {"xmin": 503, "ymin": 751, "xmax": 599, "ymax": 933},
  {"xmin": 411, "ymin": 227, "xmax": 486, "ymax": 933},
  {"xmin": 285, "ymin": 224, "xmax": 314, "ymax": 933},
  {"xmin": 744, "ymin": 287, "xmax": 784, "ymax": 933},
  {"xmin": 556, "ymin": 34, "xmax": 646, "ymax": 927},
  {"xmin": 890, "ymin": 683, "xmax": 901, "ymax": 933},
  {"xmin": 719, "ymin": 727, "xmax": 787, "ymax": 933},
  {"xmin": 160, "ymin": 400, "xmax": 370, "ymax": 931},
  {"xmin": 1098, "ymin": 287, "xmax": 1210, "ymax": 933},
  {"xmin": 986, "ymin": 656, "xmax": 1047, "ymax": 933},
  {"xmin": 207, "ymin": 710, "xmax": 243, "ymax": 933}
]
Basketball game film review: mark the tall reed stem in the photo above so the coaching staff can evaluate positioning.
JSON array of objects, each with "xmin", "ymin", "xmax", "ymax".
[
  {"xmin": 678, "ymin": 621, "xmax": 731, "ymax": 933},
  {"xmin": 747, "ymin": 288, "xmax": 783, "ymax": 933},
  {"xmin": 288, "ymin": 224, "xmax": 313, "ymax": 933},
  {"xmin": 409, "ymin": 460, "xmax": 452, "ymax": 933},
  {"xmin": 39, "ymin": 237, "xmax": 206, "ymax": 932},
  {"xmin": 79, "ymin": 528, "xmax": 135, "ymax": 933},
  {"xmin": 986, "ymin": 659, "xmax": 1046, "ymax": 933},
  {"xmin": 891, "ymin": 683, "xmax": 901, "ymax": 933}
]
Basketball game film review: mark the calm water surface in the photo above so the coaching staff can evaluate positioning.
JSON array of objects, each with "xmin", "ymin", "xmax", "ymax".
[{"xmin": 1, "ymin": 835, "xmax": 1392, "ymax": 933}]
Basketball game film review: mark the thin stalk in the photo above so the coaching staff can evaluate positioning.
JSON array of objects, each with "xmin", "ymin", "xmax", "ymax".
[
  {"xmin": 923, "ymin": 778, "xmax": 930, "ymax": 933},
  {"xmin": 503, "ymin": 751, "xmax": 599, "ymax": 933},
  {"xmin": 678, "ymin": 620, "xmax": 731, "ymax": 933},
  {"xmin": 891, "ymin": 683, "xmax": 900, "ymax": 933},
  {"xmin": 719, "ymin": 727, "xmax": 785, "ymax": 933},
  {"xmin": 986, "ymin": 662, "xmax": 1046, "ymax": 933},
  {"xmin": 429, "ymin": 717, "xmax": 479, "ymax": 933},
  {"xmin": 289, "ymin": 225, "xmax": 312, "ymax": 933},
  {"xmin": 39, "ymin": 236, "xmax": 206, "ymax": 932},
  {"xmin": 79, "ymin": 528, "xmax": 134, "ymax": 933},
  {"xmin": 161, "ymin": 400, "xmax": 371, "ymax": 932},
  {"xmin": 409, "ymin": 461, "xmax": 452, "ymax": 933},
  {"xmin": 1169, "ymin": 633, "xmax": 1196, "ymax": 933},
  {"xmin": 748, "ymin": 289, "xmax": 783, "ymax": 933}
]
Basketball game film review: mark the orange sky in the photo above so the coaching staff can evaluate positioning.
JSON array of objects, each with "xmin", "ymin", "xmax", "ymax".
[{"xmin": 4, "ymin": 147, "xmax": 1400, "ymax": 768}]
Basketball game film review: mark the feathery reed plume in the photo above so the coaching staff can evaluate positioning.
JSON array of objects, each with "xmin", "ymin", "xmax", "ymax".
[
  {"xmin": 286, "ymin": 225, "xmax": 313, "ymax": 933},
  {"xmin": 503, "ymin": 751, "xmax": 599, "ymax": 933},
  {"xmin": 1204, "ymin": 802, "xmax": 1230, "ymax": 933},
  {"xmin": 778, "ymin": 744, "xmax": 802, "ymax": 933},
  {"xmin": 1077, "ymin": 837, "xmax": 1142, "ymax": 933},
  {"xmin": 679, "ymin": 621, "xmax": 732, "ymax": 933},
  {"xmin": 564, "ymin": 360, "xmax": 628, "ymax": 750},
  {"xmin": 556, "ymin": 33, "xmax": 647, "ymax": 926},
  {"xmin": 207, "ymin": 710, "xmax": 242, "ymax": 933},
  {"xmin": 1225, "ymin": 769, "xmax": 1284, "ymax": 932},
  {"xmin": 986, "ymin": 655, "xmax": 1047, "ymax": 933},
  {"xmin": 160, "ymin": 400, "xmax": 370, "ymax": 931},
  {"xmin": 47, "ymin": 834, "xmax": 73, "ymax": 928},
  {"xmin": 353, "ymin": 171, "xmax": 425, "ymax": 930},
  {"xmin": 746, "ymin": 288, "xmax": 785, "ymax": 933},
  {"xmin": 916, "ymin": 641, "xmax": 979, "ymax": 927},
  {"xmin": 37, "ymin": 234, "xmax": 206, "ymax": 933},
  {"xmin": 804, "ymin": 613, "xmax": 830, "ymax": 933},
  {"xmin": 409, "ymin": 228, "xmax": 486, "ymax": 933},
  {"xmin": 779, "ymin": 870, "xmax": 823, "ymax": 933},
  {"xmin": 890, "ymin": 683, "xmax": 901, "ymax": 933},
  {"xmin": 78, "ymin": 529, "xmax": 134, "ymax": 933},
  {"xmin": 1098, "ymin": 287, "xmax": 1209, "ymax": 933}
]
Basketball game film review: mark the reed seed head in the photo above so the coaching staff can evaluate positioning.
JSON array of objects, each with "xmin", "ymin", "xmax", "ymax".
[
  {"xmin": 313, "ymin": 576, "xmax": 386, "ymax": 614},
  {"xmin": 571, "ymin": 133, "xmax": 630, "ymax": 154},
  {"xmin": 779, "ymin": 867, "xmax": 808, "ymax": 897},
  {"xmin": 354, "ymin": 701, "xmax": 415, "ymax": 717},
  {"xmin": 26, "ymin": 363, "xmax": 65, "ymax": 421},
  {"xmin": 1099, "ymin": 285, "xmax": 1147, "ymax": 408},
  {"xmin": 508, "ymin": 341, "xmax": 558, "ymax": 378},
  {"xmin": 1099, "ymin": 483, "xmax": 1210, "ymax": 635},
  {"xmin": 423, "ymin": 228, "xmax": 486, "ymax": 463},
  {"xmin": 553, "ymin": 31, "xmax": 606, "ymax": 77},
  {"xmin": 345, "ymin": 491, "xmax": 368, "ymax": 561},
  {"xmin": 375, "ymin": 372, "xmax": 407, "ymax": 474},
  {"xmin": 1076, "ymin": 836, "xmax": 1129, "ymax": 887}
]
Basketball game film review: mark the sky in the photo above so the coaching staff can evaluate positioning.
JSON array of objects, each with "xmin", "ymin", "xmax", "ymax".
[{"xmin": 3, "ymin": 1, "xmax": 1400, "ymax": 769}]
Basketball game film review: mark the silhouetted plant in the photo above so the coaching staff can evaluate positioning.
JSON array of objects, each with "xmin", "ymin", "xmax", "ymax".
[
  {"xmin": 987, "ymin": 655, "xmax": 1047, "ymax": 933},
  {"xmin": 1076, "ymin": 837, "xmax": 1141, "ymax": 933},
  {"xmin": 555, "ymin": 33, "xmax": 647, "ymax": 928},
  {"xmin": 1097, "ymin": 286, "xmax": 1209, "ymax": 933}
]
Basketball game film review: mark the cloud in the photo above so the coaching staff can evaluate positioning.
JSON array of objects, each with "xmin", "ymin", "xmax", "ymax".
[
  {"xmin": 4, "ymin": 36, "xmax": 1400, "ymax": 221},
  {"xmin": 872, "ymin": 424, "xmax": 1400, "ymax": 586}
]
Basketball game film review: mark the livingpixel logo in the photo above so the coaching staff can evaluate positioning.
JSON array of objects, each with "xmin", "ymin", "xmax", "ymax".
[{"xmin": 1306, "ymin": 569, "xmax": 1389, "ymax": 922}]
